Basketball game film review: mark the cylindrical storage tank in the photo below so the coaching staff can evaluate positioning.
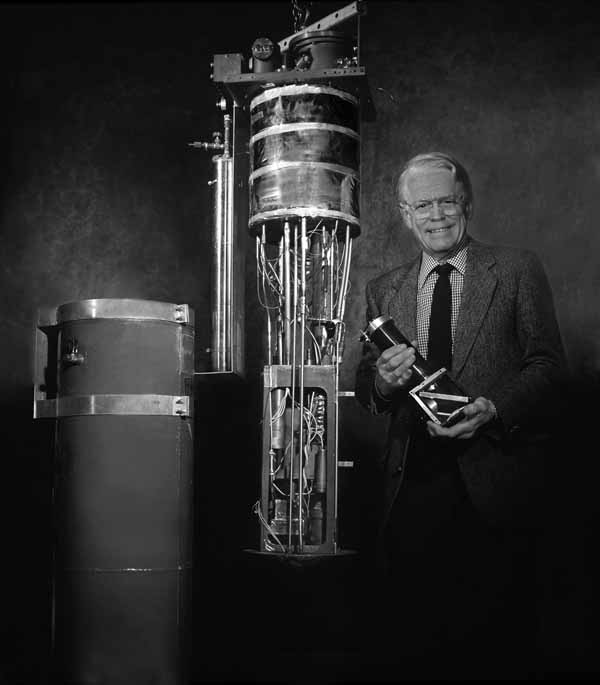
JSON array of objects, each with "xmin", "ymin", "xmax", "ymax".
[
  {"xmin": 34, "ymin": 299, "xmax": 194, "ymax": 685},
  {"xmin": 248, "ymin": 84, "xmax": 361, "ymax": 238}
]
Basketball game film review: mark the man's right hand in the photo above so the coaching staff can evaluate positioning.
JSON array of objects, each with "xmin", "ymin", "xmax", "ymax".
[{"xmin": 374, "ymin": 342, "xmax": 417, "ymax": 398}]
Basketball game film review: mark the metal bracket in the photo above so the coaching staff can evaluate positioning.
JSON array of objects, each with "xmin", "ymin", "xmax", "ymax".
[{"xmin": 173, "ymin": 304, "xmax": 190, "ymax": 324}]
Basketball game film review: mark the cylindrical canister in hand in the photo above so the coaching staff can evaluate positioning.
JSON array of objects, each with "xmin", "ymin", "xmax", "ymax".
[
  {"xmin": 364, "ymin": 315, "xmax": 433, "ymax": 383},
  {"xmin": 364, "ymin": 315, "xmax": 471, "ymax": 426}
]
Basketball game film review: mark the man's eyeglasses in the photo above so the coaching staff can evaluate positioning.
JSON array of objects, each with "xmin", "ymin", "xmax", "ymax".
[{"xmin": 401, "ymin": 196, "xmax": 464, "ymax": 221}]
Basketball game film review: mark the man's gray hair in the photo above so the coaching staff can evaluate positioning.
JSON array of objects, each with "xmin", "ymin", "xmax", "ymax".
[{"xmin": 396, "ymin": 152, "xmax": 473, "ymax": 210}]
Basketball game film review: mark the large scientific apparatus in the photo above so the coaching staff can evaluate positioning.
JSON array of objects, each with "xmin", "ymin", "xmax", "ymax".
[{"xmin": 196, "ymin": 1, "xmax": 371, "ymax": 555}]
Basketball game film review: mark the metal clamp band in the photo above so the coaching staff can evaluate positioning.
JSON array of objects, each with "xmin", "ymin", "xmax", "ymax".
[
  {"xmin": 34, "ymin": 394, "xmax": 191, "ymax": 419},
  {"xmin": 38, "ymin": 300, "xmax": 193, "ymax": 327},
  {"xmin": 250, "ymin": 122, "xmax": 359, "ymax": 144},
  {"xmin": 250, "ymin": 83, "xmax": 359, "ymax": 107},
  {"xmin": 249, "ymin": 160, "xmax": 359, "ymax": 183}
]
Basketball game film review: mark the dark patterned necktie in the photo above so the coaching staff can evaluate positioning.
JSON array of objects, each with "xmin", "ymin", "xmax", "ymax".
[{"xmin": 428, "ymin": 263, "xmax": 453, "ymax": 370}]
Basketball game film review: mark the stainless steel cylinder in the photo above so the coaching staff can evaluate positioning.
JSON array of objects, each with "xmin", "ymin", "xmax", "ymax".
[
  {"xmin": 212, "ymin": 155, "xmax": 233, "ymax": 372},
  {"xmin": 34, "ymin": 298, "xmax": 194, "ymax": 685}
]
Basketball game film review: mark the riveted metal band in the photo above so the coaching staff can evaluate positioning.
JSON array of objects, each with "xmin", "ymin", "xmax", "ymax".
[
  {"xmin": 249, "ymin": 160, "xmax": 358, "ymax": 183},
  {"xmin": 39, "ymin": 299, "xmax": 192, "ymax": 327},
  {"xmin": 250, "ymin": 122, "xmax": 359, "ymax": 145},
  {"xmin": 34, "ymin": 394, "xmax": 191, "ymax": 419}
]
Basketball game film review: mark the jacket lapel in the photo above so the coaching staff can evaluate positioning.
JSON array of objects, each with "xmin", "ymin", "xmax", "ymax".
[
  {"xmin": 452, "ymin": 241, "xmax": 497, "ymax": 376},
  {"xmin": 387, "ymin": 256, "xmax": 420, "ymax": 344}
]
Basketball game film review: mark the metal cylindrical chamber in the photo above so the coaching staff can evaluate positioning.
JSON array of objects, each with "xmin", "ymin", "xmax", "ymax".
[
  {"xmin": 248, "ymin": 84, "xmax": 361, "ymax": 237},
  {"xmin": 211, "ymin": 154, "xmax": 233, "ymax": 372},
  {"xmin": 35, "ymin": 299, "xmax": 194, "ymax": 685},
  {"xmin": 288, "ymin": 30, "xmax": 353, "ymax": 71}
]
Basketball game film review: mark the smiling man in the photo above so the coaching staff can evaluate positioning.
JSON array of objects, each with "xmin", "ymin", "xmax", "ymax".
[
  {"xmin": 355, "ymin": 152, "xmax": 567, "ymax": 678},
  {"xmin": 400, "ymin": 157, "xmax": 469, "ymax": 259}
]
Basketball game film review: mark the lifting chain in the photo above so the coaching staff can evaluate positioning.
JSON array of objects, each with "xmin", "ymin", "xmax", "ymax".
[{"xmin": 291, "ymin": 0, "xmax": 312, "ymax": 33}]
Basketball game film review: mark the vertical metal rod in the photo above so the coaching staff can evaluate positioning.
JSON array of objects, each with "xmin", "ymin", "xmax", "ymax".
[
  {"xmin": 321, "ymin": 225, "xmax": 329, "ymax": 331},
  {"xmin": 297, "ymin": 217, "xmax": 307, "ymax": 550},
  {"xmin": 333, "ymin": 353, "xmax": 340, "ymax": 553},
  {"xmin": 330, "ymin": 221, "xmax": 338, "ymax": 321},
  {"xmin": 255, "ymin": 236, "xmax": 261, "ymax": 368},
  {"xmin": 276, "ymin": 319, "xmax": 283, "ymax": 366},
  {"xmin": 211, "ymin": 158, "xmax": 225, "ymax": 371},
  {"xmin": 262, "ymin": 368, "xmax": 274, "ymax": 552},
  {"xmin": 277, "ymin": 235, "xmax": 285, "ymax": 364},
  {"xmin": 224, "ymin": 153, "xmax": 233, "ymax": 369},
  {"xmin": 50, "ymin": 423, "xmax": 58, "ymax": 653},
  {"xmin": 356, "ymin": 5, "xmax": 361, "ymax": 68},
  {"xmin": 288, "ymin": 223, "xmax": 298, "ymax": 549},
  {"xmin": 337, "ymin": 226, "xmax": 353, "ymax": 321},
  {"xmin": 268, "ymin": 385, "xmax": 275, "ymax": 476},
  {"xmin": 283, "ymin": 221, "xmax": 291, "ymax": 365},
  {"xmin": 262, "ymin": 225, "xmax": 273, "ymax": 366}
]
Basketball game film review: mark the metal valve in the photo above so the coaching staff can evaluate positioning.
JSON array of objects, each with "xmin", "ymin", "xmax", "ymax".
[
  {"xmin": 61, "ymin": 337, "xmax": 85, "ymax": 366},
  {"xmin": 188, "ymin": 131, "xmax": 225, "ymax": 152}
]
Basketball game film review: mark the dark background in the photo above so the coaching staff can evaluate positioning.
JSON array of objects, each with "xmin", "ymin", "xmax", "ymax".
[{"xmin": 1, "ymin": 1, "xmax": 599, "ymax": 682}]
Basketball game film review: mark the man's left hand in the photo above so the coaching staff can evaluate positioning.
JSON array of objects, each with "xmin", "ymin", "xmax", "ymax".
[{"xmin": 426, "ymin": 396, "xmax": 497, "ymax": 440}]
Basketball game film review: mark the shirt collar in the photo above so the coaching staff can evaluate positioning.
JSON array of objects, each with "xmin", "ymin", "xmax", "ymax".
[{"xmin": 418, "ymin": 238, "xmax": 469, "ymax": 290}]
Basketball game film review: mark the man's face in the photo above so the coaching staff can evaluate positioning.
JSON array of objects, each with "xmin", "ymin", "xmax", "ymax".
[{"xmin": 401, "ymin": 167, "xmax": 469, "ymax": 260}]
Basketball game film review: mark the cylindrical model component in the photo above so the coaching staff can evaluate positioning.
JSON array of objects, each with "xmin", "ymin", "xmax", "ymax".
[
  {"xmin": 364, "ymin": 315, "xmax": 471, "ymax": 426},
  {"xmin": 248, "ymin": 84, "xmax": 361, "ymax": 238},
  {"xmin": 34, "ymin": 299, "xmax": 194, "ymax": 685},
  {"xmin": 364, "ymin": 314, "xmax": 431, "ymax": 382}
]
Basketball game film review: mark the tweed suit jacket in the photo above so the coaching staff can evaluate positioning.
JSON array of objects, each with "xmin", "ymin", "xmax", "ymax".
[{"xmin": 355, "ymin": 237, "xmax": 567, "ymax": 533}]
